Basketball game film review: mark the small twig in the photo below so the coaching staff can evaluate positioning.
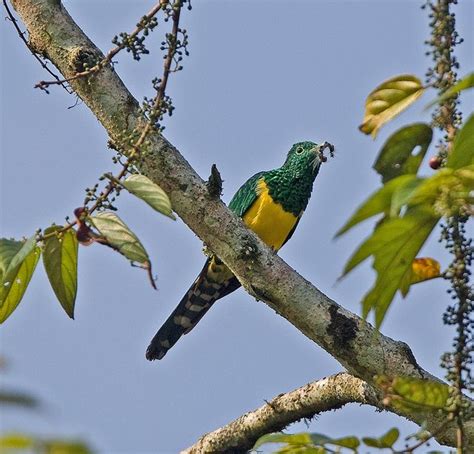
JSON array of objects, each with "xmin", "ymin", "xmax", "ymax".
[
  {"xmin": 38, "ymin": 1, "xmax": 185, "ymax": 244},
  {"xmin": 133, "ymin": 1, "xmax": 182, "ymax": 149},
  {"xmin": 36, "ymin": 2, "xmax": 184, "ymax": 243},
  {"xmin": 67, "ymin": 95, "xmax": 82, "ymax": 110},
  {"xmin": 2, "ymin": 0, "xmax": 72, "ymax": 94},
  {"xmin": 85, "ymin": 2, "xmax": 183, "ymax": 216},
  {"xmin": 34, "ymin": 1, "xmax": 164, "ymax": 91},
  {"xmin": 393, "ymin": 417, "xmax": 453, "ymax": 453},
  {"xmin": 37, "ymin": 220, "xmax": 77, "ymax": 242}
]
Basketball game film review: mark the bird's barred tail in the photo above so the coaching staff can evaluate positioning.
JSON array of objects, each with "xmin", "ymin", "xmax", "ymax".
[{"xmin": 146, "ymin": 259, "xmax": 240, "ymax": 361}]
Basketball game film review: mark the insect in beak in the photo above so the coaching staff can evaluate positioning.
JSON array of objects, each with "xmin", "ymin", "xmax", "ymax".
[{"xmin": 318, "ymin": 141, "xmax": 335, "ymax": 163}]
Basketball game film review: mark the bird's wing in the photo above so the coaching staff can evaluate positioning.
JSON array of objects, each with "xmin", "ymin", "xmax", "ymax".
[
  {"xmin": 228, "ymin": 171, "xmax": 266, "ymax": 217},
  {"xmin": 230, "ymin": 171, "xmax": 302, "ymax": 248}
]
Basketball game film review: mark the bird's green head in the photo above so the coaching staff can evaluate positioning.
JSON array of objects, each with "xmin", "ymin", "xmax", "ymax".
[
  {"xmin": 264, "ymin": 140, "xmax": 333, "ymax": 215},
  {"xmin": 282, "ymin": 141, "xmax": 330, "ymax": 178}
]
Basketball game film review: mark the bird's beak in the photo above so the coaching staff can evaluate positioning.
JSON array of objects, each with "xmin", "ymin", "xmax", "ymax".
[{"xmin": 311, "ymin": 146, "xmax": 321, "ymax": 171}]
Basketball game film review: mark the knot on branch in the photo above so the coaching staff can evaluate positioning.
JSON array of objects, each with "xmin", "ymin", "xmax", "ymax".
[
  {"xmin": 327, "ymin": 305, "xmax": 357, "ymax": 352},
  {"xmin": 69, "ymin": 47, "xmax": 101, "ymax": 74},
  {"xmin": 206, "ymin": 164, "xmax": 223, "ymax": 198},
  {"xmin": 238, "ymin": 237, "xmax": 260, "ymax": 263}
]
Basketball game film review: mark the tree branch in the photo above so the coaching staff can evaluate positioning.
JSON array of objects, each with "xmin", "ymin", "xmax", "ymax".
[
  {"xmin": 8, "ymin": 0, "xmax": 473, "ymax": 448},
  {"xmin": 182, "ymin": 373, "xmax": 381, "ymax": 453}
]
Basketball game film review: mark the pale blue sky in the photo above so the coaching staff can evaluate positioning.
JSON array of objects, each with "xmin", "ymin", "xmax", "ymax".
[{"xmin": 1, "ymin": 1, "xmax": 473, "ymax": 452}]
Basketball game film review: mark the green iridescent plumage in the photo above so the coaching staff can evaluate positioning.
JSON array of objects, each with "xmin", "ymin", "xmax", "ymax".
[{"xmin": 229, "ymin": 141, "xmax": 322, "ymax": 217}]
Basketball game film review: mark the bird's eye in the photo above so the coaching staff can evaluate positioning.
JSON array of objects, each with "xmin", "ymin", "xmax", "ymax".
[{"xmin": 296, "ymin": 146, "xmax": 304, "ymax": 154}]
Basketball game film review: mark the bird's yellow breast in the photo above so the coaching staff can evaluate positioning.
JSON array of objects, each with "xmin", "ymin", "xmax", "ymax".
[{"xmin": 242, "ymin": 178, "xmax": 299, "ymax": 251}]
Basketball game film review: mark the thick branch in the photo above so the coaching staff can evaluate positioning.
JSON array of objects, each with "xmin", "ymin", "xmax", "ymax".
[
  {"xmin": 9, "ymin": 0, "xmax": 473, "ymax": 448},
  {"xmin": 182, "ymin": 373, "xmax": 381, "ymax": 453}
]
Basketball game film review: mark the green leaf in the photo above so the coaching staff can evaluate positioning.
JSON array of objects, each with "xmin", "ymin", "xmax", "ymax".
[
  {"xmin": 363, "ymin": 428, "xmax": 399, "ymax": 449},
  {"xmin": 376, "ymin": 376, "xmax": 450, "ymax": 412},
  {"xmin": 365, "ymin": 209, "xmax": 439, "ymax": 326},
  {"xmin": 43, "ymin": 226, "xmax": 79, "ymax": 319},
  {"xmin": 343, "ymin": 207, "xmax": 439, "ymax": 326},
  {"xmin": 122, "ymin": 174, "xmax": 175, "ymax": 220},
  {"xmin": 362, "ymin": 437, "xmax": 382, "ymax": 448},
  {"xmin": 335, "ymin": 175, "xmax": 420, "ymax": 237},
  {"xmin": 330, "ymin": 436, "xmax": 360, "ymax": 450},
  {"xmin": 342, "ymin": 206, "xmax": 437, "ymax": 276},
  {"xmin": 308, "ymin": 434, "xmax": 332, "ymax": 446},
  {"xmin": 90, "ymin": 212, "xmax": 151, "ymax": 266},
  {"xmin": 359, "ymin": 74, "xmax": 425, "ymax": 138},
  {"xmin": 254, "ymin": 432, "xmax": 359, "ymax": 453},
  {"xmin": 373, "ymin": 123, "xmax": 432, "ymax": 182},
  {"xmin": 0, "ymin": 237, "xmax": 40, "ymax": 323},
  {"xmin": 276, "ymin": 446, "xmax": 323, "ymax": 454},
  {"xmin": 0, "ymin": 240, "xmax": 24, "ymax": 283},
  {"xmin": 389, "ymin": 178, "xmax": 423, "ymax": 217},
  {"xmin": 337, "ymin": 156, "xmax": 470, "ymax": 279},
  {"xmin": 425, "ymin": 72, "xmax": 474, "ymax": 108},
  {"xmin": 408, "ymin": 166, "xmax": 474, "ymax": 217},
  {"xmin": 447, "ymin": 113, "xmax": 474, "ymax": 169},
  {"xmin": 408, "ymin": 169, "xmax": 453, "ymax": 206},
  {"xmin": 43, "ymin": 439, "xmax": 93, "ymax": 454},
  {"xmin": 0, "ymin": 433, "xmax": 34, "ymax": 450},
  {"xmin": 394, "ymin": 378, "xmax": 450, "ymax": 410},
  {"xmin": 253, "ymin": 433, "xmax": 312, "ymax": 449},
  {"xmin": 380, "ymin": 428, "xmax": 400, "ymax": 448},
  {"xmin": 0, "ymin": 434, "xmax": 92, "ymax": 454}
]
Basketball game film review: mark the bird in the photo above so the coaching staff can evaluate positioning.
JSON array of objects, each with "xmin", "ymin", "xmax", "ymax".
[{"xmin": 146, "ymin": 140, "xmax": 332, "ymax": 361}]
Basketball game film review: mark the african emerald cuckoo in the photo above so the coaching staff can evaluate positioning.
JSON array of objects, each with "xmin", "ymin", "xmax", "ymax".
[{"xmin": 146, "ymin": 141, "xmax": 331, "ymax": 360}]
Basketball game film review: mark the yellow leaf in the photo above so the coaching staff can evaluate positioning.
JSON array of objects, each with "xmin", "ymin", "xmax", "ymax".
[
  {"xmin": 411, "ymin": 257, "xmax": 441, "ymax": 283},
  {"xmin": 400, "ymin": 257, "xmax": 441, "ymax": 297},
  {"xmin": 360, "ymin": 75, "xmax": 425, "ymax": 138}
]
